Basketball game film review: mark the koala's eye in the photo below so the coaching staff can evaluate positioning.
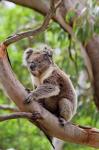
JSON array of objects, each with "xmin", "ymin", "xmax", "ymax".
[
  {"xmin": 31, "ymin": 61, "xmax": 35, "ymax": 64},
  {"xmin": 28, "ymin": 61, "xmax": 34, "ymax": 64}
]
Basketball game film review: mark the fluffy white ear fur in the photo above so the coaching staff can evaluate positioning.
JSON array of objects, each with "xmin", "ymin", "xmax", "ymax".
[
  {"xmin": 22, "ymin": 45, "xmax": 53, "ymax": 66},
  {"xmin": 37, "ymin": 44, "xmax": 53, "ymax": 52},
  {"xmin": 23, "ymin": 48, "xmax": 33, "ymax": 66},
  {"xmin": 22, "ymin": 52, "xmax": 27, "ymax": 66}
]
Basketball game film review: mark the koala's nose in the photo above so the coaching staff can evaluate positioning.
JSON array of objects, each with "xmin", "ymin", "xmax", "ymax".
[{"xmin": 30, "ymin": 62, "xmax": 36, "ymax": 70}]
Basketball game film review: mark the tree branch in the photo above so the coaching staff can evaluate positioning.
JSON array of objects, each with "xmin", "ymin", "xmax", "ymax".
[
  {"xmin": 2, "ymin": 0, "xmax": 93, "ymax": 84},
  {"xmin": 1, "ymin": 0, "xmax": 76, "ymax": 34},
  {"xmin": 0, "ymin": 112, "xmax": 32, "ymax": 122},
  {"xmin": 0, "ymin": 0, "xmax": 99, "ymax": 147},
  {"xmin": 0, "ymin": 44, "xmax": 99, "ymax": 148},
  {"xmin": 3, "ymin": 0, "xmax": 92, "ymax": 84},
  {"xmin": 3, "ymin": 0, "xmax": 62, "ymax": 46},
  {"xmin": 4, "ymin": 0, "xmax": 49, "ymax": 15},
  {"xmin": 0, "ymin": 105, "xmax": 19, "ymax": 112}
]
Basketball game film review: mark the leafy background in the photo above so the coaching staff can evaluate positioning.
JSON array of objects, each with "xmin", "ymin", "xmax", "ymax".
[{"xmin": 0, "ymin": 1, "xmax": 99, "ymax": 150}]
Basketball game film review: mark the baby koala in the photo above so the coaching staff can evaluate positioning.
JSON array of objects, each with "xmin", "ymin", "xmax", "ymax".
[{"xmin": 23, "ymin": 45, "xmax": 77, "ymax": 125}]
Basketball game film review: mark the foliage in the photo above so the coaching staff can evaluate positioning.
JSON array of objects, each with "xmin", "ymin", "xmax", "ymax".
[
  {"xmin": 0, "ymin": 1, "xmax": 99, "ymax": 150},
  {"xmin": 72, "ymin": 0, "xmax": 99, "ymax": 45}
]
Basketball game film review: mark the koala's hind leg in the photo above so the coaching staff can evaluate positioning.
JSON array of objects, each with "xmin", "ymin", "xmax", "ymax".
[{"xmin": 59, "ymin": 98, "xmax": 73, "ymax": 125}]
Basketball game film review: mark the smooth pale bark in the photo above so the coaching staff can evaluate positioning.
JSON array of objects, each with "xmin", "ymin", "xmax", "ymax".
[
  {"xmin": 5, "ymin": 0, "xmax": 48, "ymax": 15},
  {"xmin": 4, "ymin": 0, "xmax": 99, "ymax": 109},
  {"xmin": 0, "ymin": 0, "xmax": 99, "ymax": 147},
  {"xmin": 4, "ymin": 0, "xmax": 72, "ymax": 34},
  {"xmin": 0, "ymin": 44, "xmax": 99, "ymax": 148},
  {"xmin": 86, "ymin": 35, "xmax": 99, "ymax": 109}
]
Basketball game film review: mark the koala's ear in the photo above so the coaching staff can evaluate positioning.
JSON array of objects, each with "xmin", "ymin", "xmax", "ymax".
[
  {"xmin": 47, "ymin": 50, "xmax": 53, "ymax": 58},
  {"xmin": 43, "ymin": 46, "xmax": 53, "ymax": 58},
  {"xmin": 25, "ymin": 48, "xmax": 33, "ymax": 55},
  {"xmin": 23, "ymin": 48, "xmax": 33, "ymax": 66}
]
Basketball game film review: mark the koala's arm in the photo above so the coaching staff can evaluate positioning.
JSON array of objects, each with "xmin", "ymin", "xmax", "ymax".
[
  {"xmin": 25, "ymin": 83, "xmax": 60, "ymax": 103},
  {"xmin": 33, "ymin": 84, "xmax": 60, "ymax": 99}
]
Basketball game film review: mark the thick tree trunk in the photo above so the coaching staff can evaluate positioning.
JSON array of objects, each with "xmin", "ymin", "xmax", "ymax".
[
  {"xmin": 86, "ymin": 35, "xmax": 99, "ymax": 109},
  {"xmin": 3, "ymin": 0, "xmax": 99, "ymax": 108},
  {"xmin": 0, "ymin": 0, "xmax": 99, "ymax": 147},
  {"xmin": 0, "ymin": 44, "xmax": 99, "ymax": 148}
]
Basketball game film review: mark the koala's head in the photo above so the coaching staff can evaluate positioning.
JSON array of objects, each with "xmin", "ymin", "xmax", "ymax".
[{"xmin": 23, "ymin": 45, "xmax": 53, "ymax": 77}]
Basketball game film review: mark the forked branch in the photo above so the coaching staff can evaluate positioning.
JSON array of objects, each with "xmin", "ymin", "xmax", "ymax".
[
  {"xmin": 0, "ymin": 0, "xmax": 99, "ymax": 148},
  {"xmin": 3, "ymin": 0, "xmax": 62, "ymax": 46},
  {"xmin": 0, "ymin": 112, "xmax": 32, "ymax": 122},
  {"xmin": 0, "ymin": 44, "xmax": 99, "ymax": 148}
]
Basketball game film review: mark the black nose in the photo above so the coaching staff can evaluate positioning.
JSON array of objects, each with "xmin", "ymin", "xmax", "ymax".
[{"xmin": 30, "ymin": 62, "xmax": 36, "ymax": 70}]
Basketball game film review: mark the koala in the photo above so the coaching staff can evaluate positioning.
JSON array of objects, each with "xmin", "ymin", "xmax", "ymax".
[{"xmin": 23, "ymin": 45, "xmax": 77, "ymax": 125}]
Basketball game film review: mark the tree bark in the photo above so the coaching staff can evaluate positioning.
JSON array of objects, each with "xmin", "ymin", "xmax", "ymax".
[
  {"xmin": 5, "ymin": 0, "xmax": 48, "ymax": 15},
  {"xmin": 4, "ymin": 0, "xmax": 99, "ymax": 109},
  {"xmin": 0, "ymin": 105, "xmax": 19, "ymax": 112},
  {"xmin": 0, "ymin": 1, "xmax": 99, "ymax": 147},
  {"xmin": 0, "ymin": 44, "xmax": 99, "ymax": 148},
  {"xmin": 4, "ymin": 0, "xmax": 72, "ymax": 34},
  {"xmin": 86, "ymin": 35, "xmax": 99, "ymax": 109}
]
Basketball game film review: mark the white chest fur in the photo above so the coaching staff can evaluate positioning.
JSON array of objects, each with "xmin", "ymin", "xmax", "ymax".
[
  {"xmin": 31, "ymin": 66, "xmax": 54, "ymax": 88},
  {"xmin": 31, "ymin": 75, "xmax": 40, "ymax": 87}
]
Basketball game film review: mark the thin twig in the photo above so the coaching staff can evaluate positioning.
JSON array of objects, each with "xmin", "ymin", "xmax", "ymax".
[
  {"xmin": 0, "ymin": 112, "xmax": 32, "ymax": 122},
  {"xmin": 0, "ymin": 105, "xmax": 19, "ymax": 112},
  {"xmin": 68, "ymin": 35, "xmax": 78, "ymax": 75},
  {"xmin": 3, "ymin": 0, "xmax": 62, "ymax": 46}
]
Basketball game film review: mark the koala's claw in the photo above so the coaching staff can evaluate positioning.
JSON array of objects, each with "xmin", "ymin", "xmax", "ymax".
[
  {"xmin": 59, "ymin": 117, "xmax": 66, "ymax": 126},
  {"xmin": 24, "ymin": 98, "xmax": 31, "ymax": 104},
  {"xmin": 25, "ymin": 88, "xmax": 31, "ymax": 93},
  {"xmin": 31, "ymin": 112, "xmax": 42, "ymax": 121},
  {"xmin": 59, "ymin": 117, "xmax": 70, "ymax": 127},
  {"xmin": 24, "ymin": 93, "xmax": 33, "ymax": 104}
]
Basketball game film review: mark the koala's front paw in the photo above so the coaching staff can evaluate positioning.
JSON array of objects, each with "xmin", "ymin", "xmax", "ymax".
[
  {"xmin": 31, "ymin": 112, "xmax": 42, "ymax": 121},
  {"xmin": 24, "ymin": 92, "xmax": 34, "ymax": 104},
  {"xmin": 59, "ymin": 117, "xmax": 70, "ymax": 127},
  {"xmin": 25, "ymin": 88, "xmax": 31, "ymax": 93},
  {"xmin": 59, "ymin": 117, "xmax": 66, "ymax": 126}
]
